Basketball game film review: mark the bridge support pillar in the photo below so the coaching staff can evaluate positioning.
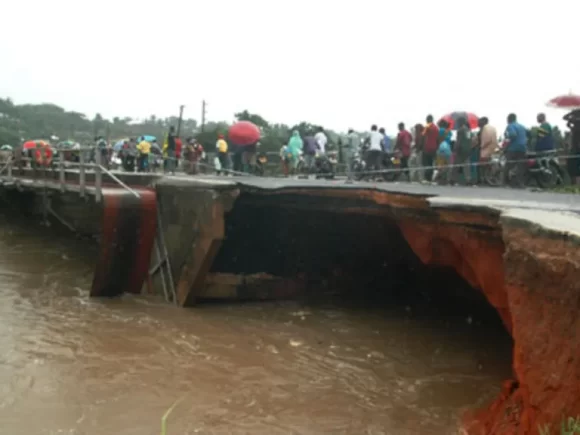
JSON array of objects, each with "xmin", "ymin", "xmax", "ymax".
[{"xmin": 153, "ymin": 184, "xmax": 239, "ymax": 307}]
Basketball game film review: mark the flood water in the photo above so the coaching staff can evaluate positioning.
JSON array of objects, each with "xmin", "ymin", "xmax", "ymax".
[{"xmin": 0, "ymin": 213, "xmax": 513, "ymax": 435}]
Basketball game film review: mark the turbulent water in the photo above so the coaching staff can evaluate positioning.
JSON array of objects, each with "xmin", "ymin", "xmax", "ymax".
[{"xmin": 0, "ymin": 213, "xmax": 513, "ymax": 435}]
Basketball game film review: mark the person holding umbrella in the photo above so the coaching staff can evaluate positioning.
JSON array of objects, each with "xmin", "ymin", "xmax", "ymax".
[{"xmin": 242, "ymin": 141, "xmax": 258, "ymax": 173}]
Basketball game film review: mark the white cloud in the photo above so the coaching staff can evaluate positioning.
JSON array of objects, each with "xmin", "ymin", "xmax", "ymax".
[{"xmin": 0, "ymin": 0, "xmax": 577, "ymax": 132}]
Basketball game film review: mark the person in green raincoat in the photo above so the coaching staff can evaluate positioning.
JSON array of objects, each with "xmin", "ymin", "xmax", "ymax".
[{"xmin": 287, "ymin": 130, "xmax": 303, "ymax": 174}]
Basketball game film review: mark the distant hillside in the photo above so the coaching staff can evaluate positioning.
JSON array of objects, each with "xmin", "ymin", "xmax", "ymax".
[
  {"xmin": 0, "ymin": 97, "xmax": 198, "ymax": 145},
  {"xmin": 0, "ymin": 99, "xmax": 345, "ymax": 153}
]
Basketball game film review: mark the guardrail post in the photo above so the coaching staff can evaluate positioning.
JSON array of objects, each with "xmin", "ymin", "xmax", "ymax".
[
  {"xmin": 59, "ymin": 150, "xmax": 65, "ymax": 192},
  {"xmin": 95, "ymin": 147, "xmax": 102, "ymax": 203},
  {"xmin": 79, "ymin": 150, "xmax": 86, "ymax": 198},
  {"xmin": 7, "ymin": 158, "xmax": 12, "ymax": 180}
]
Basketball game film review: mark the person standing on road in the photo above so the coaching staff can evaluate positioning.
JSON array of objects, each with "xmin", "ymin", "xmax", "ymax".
[
  {"xmin": 216, "ymin": 134, "xmax": 229, "ymax": 175},
  {"xmin": 163, "ymin": 126, "xmax": 177, "ymax": 174},
  {"xmin": 96, "ymin": 136, "xmax": 109, "ymax": 169},
  {"xmin": 314, "ymin": 127, "xmax": 328, "ymax": 156},
  {"xmin": 422, "ymin": 115, "xmax": 439, "ymax": 182},
  {"xmin": 136, "ymin": 136, "xmax": 151, "ymax": 172},
  {"xmin": 242, "ymin": 142, "xmax": 258, "ymax": 174},
  {"xmin": 434, "ymin": 120, "xmax": 452, "ymax": 184},
  {"xmin": 479, "ymin": 117, "xmax": 498, "ymax": 183},
  {"xmin": 379, "ymin": 127, "xmax": 391, "ymax": 153},
  {"xmin": 451, "ymin": 117, "xmax": 472, "ymax": 185},
  {"xmin": 410, "ymin": 123, "xmax": 424, "ymax": 182},
  {"xmin": 536, "ymin": 113, "xmax": 554, "ymax": 153},
  {"xmin": 503, "ymin": 113, "xmax": 528, "ymax": 188},
  {"xmin": 478, "ymin": 117, "xmax": 496, "ymax": 183},
  {"xmin": 302, "ymin": 135, "xmax": 318, "ymax": 175},
  {"xmin": 287, "ymin": 130, "xmax": 303, "ymax": 176},
  {"xmin": 395, "ymin": 123, "xmax": 412, "ymax": 180},
  {"xmin": 344, "ymin": 129, "xmax": 359, "ymax": 181},
  {"xmin": 365, "ymin": 125, "xmax": 383, "ymax": 177}
]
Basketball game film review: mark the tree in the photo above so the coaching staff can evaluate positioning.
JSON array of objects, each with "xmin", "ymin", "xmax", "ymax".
[
  {"xmin": 234, "ymin": 110, "xmax": 270, "ymax": 129},
  {"xmin": 0, "ymin": 99, "xmax": 342, "ymax": 154}
]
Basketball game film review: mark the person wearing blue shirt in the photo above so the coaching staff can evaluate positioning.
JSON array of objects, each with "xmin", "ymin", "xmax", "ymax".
[
  {"xmin": 379, "ymin": 127, "xmax": 391, "ymax": 153},
  {"xmin": 504, "ymin": 113, "xmax": 528, "ymax": 187}
]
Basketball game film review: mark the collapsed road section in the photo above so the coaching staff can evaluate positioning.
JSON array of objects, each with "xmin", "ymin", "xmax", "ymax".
[{"xmin": 153, "ymin": 177, "xmax": 580, "ymax": 434}]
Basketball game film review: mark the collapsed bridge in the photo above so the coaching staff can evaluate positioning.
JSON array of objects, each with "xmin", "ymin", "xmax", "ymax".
[{"xmin": 2, "ymin": 169, "xmax": 580, "ymax": 434}]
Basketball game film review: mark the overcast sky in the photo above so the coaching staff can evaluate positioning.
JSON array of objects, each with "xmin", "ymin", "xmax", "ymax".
[{"xmin": 0, "ymin": 0, "xmax": 577, "ymax": 132}]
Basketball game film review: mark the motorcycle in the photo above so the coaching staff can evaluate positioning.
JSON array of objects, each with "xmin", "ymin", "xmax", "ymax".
[
  {"xmin": 524, "ymin": 150, "xmax": 564, "ymax": 188},
  {"xmin": 494, "ymin": 143, "xmax": 564, "ymax": 188},
  {"xmin": 352, "ymin": 150, "xmax": 366, "ymax": 180},
  {"xmin": 381, "ymin": 151, "xmax": 403, "ymax": 181},
  {"xmin": 121, "ymin": 151, "xmax": 136, "ymax": 172},
  {"xmin": 254, "ymin": 153, "xmax": 267, "ymax": 176},
  {"xmin": 314, "ymin": 151, "xmax": 336, "ymax": 179},
  {"xmin": 295, "ymin": 151, "xmax": 336, "ymax": 178},
  {"xmin": 482, "ymin": 147, "xmax": 505, "ymax": 186}
]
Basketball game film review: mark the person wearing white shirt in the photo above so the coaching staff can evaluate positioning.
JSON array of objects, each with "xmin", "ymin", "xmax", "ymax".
[
  {"xmin": 314, "ymin": 128, "xmax": 327, "ymax": 154},
  {"xmin": 366, "ymin": 124, "xmax": 383, "ymax": 173}
]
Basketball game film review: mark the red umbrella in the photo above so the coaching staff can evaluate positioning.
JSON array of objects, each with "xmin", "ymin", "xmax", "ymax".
[
  {"xmin": 546, "ymin": 93, "xmax": 580, "ymax": 109},
  {"xmin": 22, "ymin": 139, "xmax": 49, "ymax": 150},
  {"xmin": 228, "ymin": 121, "xmax": 261, "ymax": 146},
  {"xmin": 439, "ymin": 112, "xmax": 479, "ymax": 130}
]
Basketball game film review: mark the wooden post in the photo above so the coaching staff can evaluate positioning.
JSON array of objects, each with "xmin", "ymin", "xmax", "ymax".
[
  {"xmin": 177, "ymin": 104, "xmax": 185, "ymax": 136},
  {"xmin": 79, "ymin": 149, "xmax": 86, "ymax": 198},
  {"xmin": 59, "ymin": 149, "xmax": 65, "ymax": 192},
  {"xmin": 95, "ymin": 146, "xmax": 102, "ymax": 203}
]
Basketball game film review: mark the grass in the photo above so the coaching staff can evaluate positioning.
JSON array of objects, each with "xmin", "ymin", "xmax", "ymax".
[
  {"xmin": 160, "ymin": 397, "xmax": 185, "ymax": 435},
  {"xmin": 538, "ymin": 417, "xmax": 580, "ymax": 435},
  {"xmin": 552, "ymin": 185, "xmax": 580, "ymax": 194}
]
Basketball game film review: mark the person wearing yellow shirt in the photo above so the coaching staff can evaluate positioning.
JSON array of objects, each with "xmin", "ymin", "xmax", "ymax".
[
  {"xmin": 216, "ymin": 134, "xmax": 229, "ymax": 175},
  {"xmin": 136, "ymin": 137, "xmax": 151, "ymax": 172}
]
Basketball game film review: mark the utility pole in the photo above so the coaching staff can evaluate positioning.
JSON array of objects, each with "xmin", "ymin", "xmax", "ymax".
[
  {"xmin": 201, "ymin": 100, "xmax": 207, "ymax": 132},
  {"xmin": 176, "ymin": 105, "xmax": 185, "ymax": 136}
]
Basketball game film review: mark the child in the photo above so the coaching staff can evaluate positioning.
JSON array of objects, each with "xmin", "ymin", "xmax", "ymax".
[
  {"xmin": 280, "ymin": 144, "xmax": 290, "ymax": 176},
  {"xmin": 434, "ymin": 121, "xmax": 452, "ymax": 184}
]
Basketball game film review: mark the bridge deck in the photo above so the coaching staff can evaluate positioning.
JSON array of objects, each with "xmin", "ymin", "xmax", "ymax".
[{"xmin": 154, "ymin": 175, "xmax": 580, "ymax": 238}]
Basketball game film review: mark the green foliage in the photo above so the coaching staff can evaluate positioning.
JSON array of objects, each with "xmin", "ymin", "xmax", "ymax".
[
  {"xmin": 160, "ymin": 397, "xmax": 184, "ymax": 435},
  {"xmin": 538, "ymin": 416, "xmax": 580, "ymax": 435},
  {"xmin": 0, "ymin": 97, "xmax": 200, "ymax": 145},
  {"xmin": 0, "ymin": 98, "xmax": 343, "ymax": 153}
]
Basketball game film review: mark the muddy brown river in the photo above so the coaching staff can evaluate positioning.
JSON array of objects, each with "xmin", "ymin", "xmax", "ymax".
[{"xmin": 0, "ymin": 213, "xmax": 513, "ymax": 435}]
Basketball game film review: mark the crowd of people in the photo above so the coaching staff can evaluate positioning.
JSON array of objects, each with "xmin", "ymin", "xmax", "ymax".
[
  {"xmin": 287, "ymin": 111, "xmax": 578, "ymax": 187},
  {"xmin": 6, "ymin": 110, "xmax": 579, "ymax": 188},
  {"xmin": 97, "ymin": 110, "xmax": 580, "ymax": 188}
]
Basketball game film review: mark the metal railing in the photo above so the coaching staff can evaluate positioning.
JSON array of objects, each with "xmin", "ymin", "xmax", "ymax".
[{"xmin": 0, "ymin": 146, "xmax": 141, "ymax": 201}]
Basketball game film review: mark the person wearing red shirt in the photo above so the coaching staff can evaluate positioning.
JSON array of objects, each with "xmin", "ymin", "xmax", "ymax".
[
  {"xmin": 175, "ymin": 137, "xmax": 183, "ymax": 160},
  {"xmin": 422, "ymin": 114, "xmax": 439, "ymax": 182},
  {"xmin": 395, "ymin": 122, "xmax": 412, "ymax": 180}
]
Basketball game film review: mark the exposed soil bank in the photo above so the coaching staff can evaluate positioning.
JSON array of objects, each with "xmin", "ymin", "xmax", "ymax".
[{"xmin": 176, "ymin": 184, "xmax": 580, "ymax": 435}]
